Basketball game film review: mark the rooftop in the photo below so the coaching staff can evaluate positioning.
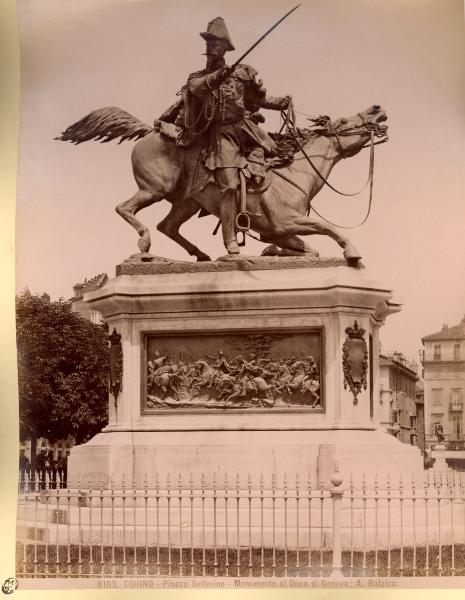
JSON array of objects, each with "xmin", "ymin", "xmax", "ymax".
[
  {"xmin": 422, "ymin": 316, "xmax": 465, "ymax": 342},
  {"xmin": 70, "ymin": 273, "xmax": 108, "ymax": 300},
  {"xmin": 380, "ymin": 352, "xmax": 419, "ymax": 379}
]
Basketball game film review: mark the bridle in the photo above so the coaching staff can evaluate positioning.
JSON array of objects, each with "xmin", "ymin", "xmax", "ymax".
[
  {"xmin": 326, "ymin": 113, "xmax": 388, "ymax": 158},
  {"xmin": 325, "ymin": 112, "xmax": 389, "ymax": 158},
  {"xmin": 272, "ymin": 103, "xmax": 388, "ymax": 228}
]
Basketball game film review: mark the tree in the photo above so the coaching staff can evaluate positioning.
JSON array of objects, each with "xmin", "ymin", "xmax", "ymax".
[{"xmin": 16, "ymin": 291, "xmax": 109, "ymax": 470}]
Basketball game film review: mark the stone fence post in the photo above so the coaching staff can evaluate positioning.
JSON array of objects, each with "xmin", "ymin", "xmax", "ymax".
[{"xmin": 330, "ymin": 464, "xmax": 344, "ymax": 577}]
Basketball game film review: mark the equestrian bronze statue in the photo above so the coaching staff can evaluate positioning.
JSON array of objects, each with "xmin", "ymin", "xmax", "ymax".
[{"xmin": 57, "ymin": 14, "xmax": 388, "ymax": 265}]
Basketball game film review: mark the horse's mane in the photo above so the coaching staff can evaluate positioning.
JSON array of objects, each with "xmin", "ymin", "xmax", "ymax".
[
  {"xmin": 55, "ymin": 107, "xmax": 153, "ymax": 144},
  {"xmin": 268, "ymin": 128, "xmax": 316, "ymax": 168}
]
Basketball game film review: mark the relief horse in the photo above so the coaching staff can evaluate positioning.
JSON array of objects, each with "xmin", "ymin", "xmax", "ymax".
[
  {"xmin": 190, "ymin": 360, "xmax": 235, "ymax": 395},
  {"xmin": 57, "ymin": 105, "xmax": 388, "ymax": 261},
  {"xmin": 219, "ymin": 376, "xmax": 276, "ymax": 405}
]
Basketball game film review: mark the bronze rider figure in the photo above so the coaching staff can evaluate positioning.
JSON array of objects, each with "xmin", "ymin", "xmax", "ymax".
[{"xmin": 177, "ymin": 18, "xmax": 291, "ymax": 255}]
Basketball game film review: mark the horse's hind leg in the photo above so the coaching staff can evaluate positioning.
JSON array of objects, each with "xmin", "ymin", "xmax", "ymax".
[
  {"xmin": 116, "ymin": 190, "xmax": 160, "ymax": 253},
  {"xmin": 157, "ymin": 198, "xmax": 212, "ymax": 262},
  {"xmin": 260, "ymin": 234, "xmax": 320, "ymax": 257}
]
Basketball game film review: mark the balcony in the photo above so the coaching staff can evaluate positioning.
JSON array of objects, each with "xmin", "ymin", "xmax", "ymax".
[
  {"xmin": 425, "ymin": 432, "xmax": 465, "ymax": 450},
  {"xmin": 447, "ymin": 434, "xmax": 465, "ymax": 451},
  {"xmin": 450, "ymin": 401, "xmax": 464, "ymax": 412},
  {"xmin": 421, "ymin": 352, "xmax": 464, "ymax": 363}
]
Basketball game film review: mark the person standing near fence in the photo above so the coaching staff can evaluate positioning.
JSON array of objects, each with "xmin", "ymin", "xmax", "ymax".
[
  {"xmin": 19, "ymin": 451, "xmax": 30, "ymax": 493},
  {"xmin": 56, "ymin": 455, "xmax": 66, "ymax": 488}
]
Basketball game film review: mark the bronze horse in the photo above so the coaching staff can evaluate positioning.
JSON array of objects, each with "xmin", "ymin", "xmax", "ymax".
[{"xmin": 57, "ymin": 105, "xmax": 388, "ymax": 262}]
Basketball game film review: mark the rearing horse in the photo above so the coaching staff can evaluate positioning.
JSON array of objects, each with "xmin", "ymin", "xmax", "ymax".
[{"xmin": 57, "ymin": 105, "xmax": 388, "ymax": 262}]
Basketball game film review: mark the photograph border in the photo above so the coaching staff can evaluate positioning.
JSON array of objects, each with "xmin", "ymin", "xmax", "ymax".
[{"xmin": 3, "ymin": 1, "xmax": 465, "ymax": 598}]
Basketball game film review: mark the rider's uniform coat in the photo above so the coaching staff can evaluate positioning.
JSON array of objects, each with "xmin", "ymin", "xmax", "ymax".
[{"xmin": 178, "ymin": 64, "xmax": 287, "ymax": 188}]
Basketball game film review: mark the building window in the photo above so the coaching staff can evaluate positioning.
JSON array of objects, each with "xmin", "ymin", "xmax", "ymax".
[
  {"xmin": 454, "ymin": 344, "xmax": 461, "ymax": 360},
  {"xmin": 452, "ymin": 416, "xmax": 463, "ymax": 439},
  {"xmin": 433, "ymin": 344, "xmax": 441, "ymax": 360},
  {"xmin": 451, "ymin": 388, "xmax": 463, "ymax": 407},
  {"xmin": 432, "ymin": 388, "xmax": 442, "ymax": 406}
]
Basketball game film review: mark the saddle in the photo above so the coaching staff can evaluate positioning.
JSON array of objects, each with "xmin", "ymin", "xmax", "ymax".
[{"xmin": 154, "ymin": 120, "xmax": 274, "ymax": 199}]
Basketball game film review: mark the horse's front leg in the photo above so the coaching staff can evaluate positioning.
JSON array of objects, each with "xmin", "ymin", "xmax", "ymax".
[
  {"xmin": 279, "ymin": 214, "xmax": 362, "ymax": 264},
  {"xmin": 157, "ymin": 197, "xmax": 212, "ymax": 262},
  {"xmin": 116, "ymin": 189, "xmax": 160, "ymax": 253}
]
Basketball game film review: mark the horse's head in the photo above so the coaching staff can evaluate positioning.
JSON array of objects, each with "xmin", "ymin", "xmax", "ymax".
[{"xmin": 309, "ymin": 105, "xmax": 388, "ymax": 158}]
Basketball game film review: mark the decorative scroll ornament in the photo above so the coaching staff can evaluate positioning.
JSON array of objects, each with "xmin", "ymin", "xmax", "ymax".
[
  {"xmin": 109, "ymin": 328, "xmax": 123, "ymax": 408},
  {"xmin": 342, "ymin": 320, "xmax": 368, "ymax": 404}
]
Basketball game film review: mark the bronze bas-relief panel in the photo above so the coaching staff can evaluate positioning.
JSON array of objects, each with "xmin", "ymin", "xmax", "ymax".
[{"xmin": 142, "ymin": 330, "xmax": 323, "ymax": 412}]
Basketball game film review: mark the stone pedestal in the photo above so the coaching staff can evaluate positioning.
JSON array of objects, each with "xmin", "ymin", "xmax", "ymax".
[
  {"xmin": 432, "ymin": 443, "xmax": 449, "ymax": 471},
  {"xmin": 68, "ymin": 257, "xmax": 424, "ymax": 487}
]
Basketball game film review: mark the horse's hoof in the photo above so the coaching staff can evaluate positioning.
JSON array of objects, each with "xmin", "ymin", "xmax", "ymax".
[
  {"xmin": 343, "ymin": 246, "xmax": 362, "ymax": 267},
  {"xmin": 343, "ymin": 245, "xmax": 361, "ymax": 260},
  {"xmin": 138, "ymin": 236, "xmax": 151, "ymax": 253},
  {"xmin": 346, "ymin": 256, "xmax": 361, "ymax": 268},
  {"xmin": 304, "ymin": 247, "xmax": 320, "ymax": 258},
  {"xmin": 261, "ymin": 244, "xmax": 280, "ymax": 256},
  {"xmin": 196, "ymin": 254, "xmax": 211, "ymax": 262},
  {"xmin": 225, "ymin": 240, "xmax": 240, "ymax": 255}
]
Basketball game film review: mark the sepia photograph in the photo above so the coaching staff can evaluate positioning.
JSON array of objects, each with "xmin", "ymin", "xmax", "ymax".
[{"xmin": 5, "ymin": 0, "xmax": 465, "ymax": 592}]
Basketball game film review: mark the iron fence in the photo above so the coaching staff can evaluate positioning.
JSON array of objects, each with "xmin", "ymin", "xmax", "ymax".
[{"xmin": 16, "ymin": 470, "xmax": 465, "ymax": 578}]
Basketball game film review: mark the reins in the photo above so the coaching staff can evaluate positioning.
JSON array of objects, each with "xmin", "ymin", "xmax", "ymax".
[{"xmin": 212, "ymin": 102, "xmax": 388, "ymax": 241}]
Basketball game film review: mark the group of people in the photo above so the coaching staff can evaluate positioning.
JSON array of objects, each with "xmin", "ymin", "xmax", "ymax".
[
  {"xmin": 19, "ymin": 450, "xmax": 68, "ymax": 491},
  {"xmin": 202, "ymin": 352, "xmax": 320, "ymax": 402}
]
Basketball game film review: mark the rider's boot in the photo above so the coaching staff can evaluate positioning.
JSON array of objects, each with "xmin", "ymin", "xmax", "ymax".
[{"xmin": 220, "ymin": 189, "xmax": 239, "ymax": 255}]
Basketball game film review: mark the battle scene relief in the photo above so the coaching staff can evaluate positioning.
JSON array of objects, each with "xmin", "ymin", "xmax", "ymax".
[{"xmin": 144, "ymin": 332, "xmax": 323, "ymax": 410}]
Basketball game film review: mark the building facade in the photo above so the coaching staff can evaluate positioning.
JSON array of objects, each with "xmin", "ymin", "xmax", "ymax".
[
  {"xmin": 421, "ymin": 317, "xmax": 465, "ymax": 450},
  {"xmin": 415, "ymin": 381, "xmax": 425, "ymax": 454},
  {"xmin": 379, "ymin": 351, "xmax": 423, "ymax": 451}
]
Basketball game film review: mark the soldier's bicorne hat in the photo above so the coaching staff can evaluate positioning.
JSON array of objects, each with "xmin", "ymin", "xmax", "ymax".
[{"xmin": 200, "ymin": 17, "xmax": 235, "ymax": 52}]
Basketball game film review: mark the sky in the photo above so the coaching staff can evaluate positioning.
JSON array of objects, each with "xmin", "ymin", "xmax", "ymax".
[{"xmin": 15, "ymin": 0, "xmax": 465, "ymax": 365}]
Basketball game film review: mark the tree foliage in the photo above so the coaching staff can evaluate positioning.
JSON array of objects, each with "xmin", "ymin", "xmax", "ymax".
[{"xmin": 16, "ymin": 291, "xmax": 109, "ymax": 445}]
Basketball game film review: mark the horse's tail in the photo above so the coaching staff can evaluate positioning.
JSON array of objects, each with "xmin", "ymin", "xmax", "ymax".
[{"xmin": 55, "ymin": 107, "xmax": 153, "ymax": 145}]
